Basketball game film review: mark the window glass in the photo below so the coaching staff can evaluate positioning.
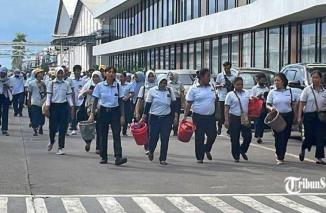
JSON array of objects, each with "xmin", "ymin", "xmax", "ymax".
[
  {"xmin": 269, "ymin": 27, "xmax": 280, "ymax": 70},
  {"xmin": 283, "ymin": 67, "xmax": 305, "ymax": 84},
  {"xmin": 171, "ymin": 45, "xmax": 176, "ymax": 69},
  {"xmin": 212, "ymin": 38, "xmax": 219, "ymax": 74},
  {"xmin": 189, "ymin": 42, "xmax": 195, "ymax": 69},
  {"xmin": 186, "ymin": 0, "xmax": 192, "ymax": 20},
  {"xmin": 218, "ymin": 0, "xmax": 225, "ymax": 12},
  {"xmin": 165, "ymin": 46, "xmax": 170, "ymax": 69},
  {"xmin": 168, "ymin": 0, "xmax": 174, "ymax": 25},
  {"xmin": 301, "ymin": 20, "xmax": 316, "ymax": 63},
  {"xmin": 283, "ymin": 25, "xmax": 289, "ymax": 66},
  {"xmin": 221, "ymin": 37, "xmax": 229, "ymax": 66},
  {"xmin": 196, "ymin": 41, "xmax": 202, "ymax": 70},
  {"xmin": 255, "ymin": 30, "xmax": 265, "ymax": 68},
  {"xmin": 242, "ymin": 32, "xmax": 251, "ymax": 67},
  {"xmin": 183, "ymin": 43, "xmax": 188, "ymax": 69},
  {"xmin": 163, "ymin": 0, "xmax": 168, "ymax": 26},
  {"xmin": 227, "ymin": 0, "xmax": 235, "ymax": 9},
  {"xmin": 231, "ymin": 35, "xmax": 239, "ymax": 68},
  {"xmin": 203, "ymin": 40, "xmax": 210, "ymax": 69},
  {"xmin": 153, "ymin": 0, "xmax": 158, "ymax": 29},
  {"xmin": 193, "ymin": 0, "xmax": 200, "ymax": 19},
  {"xmin": 160, "ymin": 47, "xmax": 164, "ymax": 69},
  {"xmin": 208, "ymin": 0, "xmax": 216, "ymax": 14}
]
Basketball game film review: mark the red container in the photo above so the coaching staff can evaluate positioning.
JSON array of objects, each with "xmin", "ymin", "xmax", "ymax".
[
  {"xmin": 131, "ymin": 122, "xmax": 148, "ymax": 145},
  {"xmin": 177, "ymin": 120, "xmax": 196, "ymax": 143},
  {"xmin": 248, "ymin": 99, "xmax": 264, "ymax": 119}
]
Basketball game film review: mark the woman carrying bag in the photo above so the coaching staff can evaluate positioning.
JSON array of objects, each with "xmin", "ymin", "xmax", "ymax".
[
  {"xmin": 140, "ymin": 76, "xmax": 177, "ymax": 165},
  {"xmin": 266, "ymin": 73, "xmax": 298, "ymax": 165},
  {"xmin": 78, "ymin": 71, "xmax": 103, "ymax": 153},
  {"xmin": 298, "ymin": 70, "xmax": 326, "ymax": 165},
  {"xmin": 184, "ymin": 68, "xmax": 217, "ymax": 164},
  {"xmin": 224, "ymin": 77, "xmax": 252, "ymax": 162}
]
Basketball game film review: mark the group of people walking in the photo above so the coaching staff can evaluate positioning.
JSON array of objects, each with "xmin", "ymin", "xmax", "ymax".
[{"xmin": 0, "ymin": 61, "xmax": 325, "ymax": 166}]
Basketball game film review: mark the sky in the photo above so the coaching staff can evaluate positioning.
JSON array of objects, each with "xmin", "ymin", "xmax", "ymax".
[{"xmin": 0, "ymin": 0, "xmax": 59, "ymax": 68}]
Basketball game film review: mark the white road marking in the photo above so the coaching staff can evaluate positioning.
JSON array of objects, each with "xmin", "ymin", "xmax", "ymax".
[
  {"xmin": 97, "ymin": 197, "xmax": 126, "ymax": 213},
  {"xmin": 62, "ymin": 198, "xmax": 87, "ymax": 213},
  {"xmin": 26, "ymin": 198, "xmax": 35, "ymax": 213},
  {"xmin": 167, "ymin": 197, "xmax": 204, "ymax": 213},
  {"xmin": 300, "ymin": 195, "xmax": 326, "ymax": 208},
  {"xmin": 233, "ymin": 196, "xmax": 281, "ymax": 213},
  {"xmin": 200, "ymin": 196, "xmax": 243, "ymax": 213},
  {"xmin": 266, "ymin": 195, "xmax": 320, "ymax": 213},
  {"xmin": 0, "ymin": 197, "xmax": 8, "ymax": 213},
  {"xmin": 132, "ymin": 197, "xmax": 165, "ymax": 213},
  {"xmin": 34, "ymin": 198, "xmax": 48, "ymax": 213}
]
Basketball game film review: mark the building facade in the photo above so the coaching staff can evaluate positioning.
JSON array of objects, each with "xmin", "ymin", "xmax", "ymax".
[
  {"xmin": 53, "ymin": 0, "xmax": 105, "ymax": 71},
  {"xmin": 92, "ymin": 0, "xmax": 326, "ymax": 73}
]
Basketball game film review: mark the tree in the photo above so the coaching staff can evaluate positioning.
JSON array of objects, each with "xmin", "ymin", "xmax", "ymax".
[{"xmin": 11, "ymin": 33, "xmax": 27, "ymax": 70}]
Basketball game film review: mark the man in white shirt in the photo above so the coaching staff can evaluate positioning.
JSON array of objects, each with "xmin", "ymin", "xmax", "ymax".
[
  {"xmin": 215, "ymin": 62, "xmax": 237, "ymax": 135},
  {"xmin": 10, "ymin": 69, "xmax": 25, "ymax": 116}
]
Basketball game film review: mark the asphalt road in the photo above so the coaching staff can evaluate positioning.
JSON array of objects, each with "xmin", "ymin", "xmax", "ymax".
[{"xmin": 0, "ymin": 110, "xmax": 325, "ymax": 212}]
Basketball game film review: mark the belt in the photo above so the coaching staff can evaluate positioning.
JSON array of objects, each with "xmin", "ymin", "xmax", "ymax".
[
  {"xmin": 150, "ymin": 114, "xmax": 170, "ymax": 119},
  {"xmin": 100, "ymin": 106, "xmax": 119, "ymax": 112}
]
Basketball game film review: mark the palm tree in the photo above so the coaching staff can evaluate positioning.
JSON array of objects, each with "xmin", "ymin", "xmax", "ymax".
[{"xmin": 11, "ymin": 33, "xmax": 27, "ymax": 69}]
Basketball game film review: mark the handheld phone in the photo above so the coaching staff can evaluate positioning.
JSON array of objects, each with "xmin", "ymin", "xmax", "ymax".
[{"xmin": 89, "ymin": 85, "xmax": 95, "ymax": 90}]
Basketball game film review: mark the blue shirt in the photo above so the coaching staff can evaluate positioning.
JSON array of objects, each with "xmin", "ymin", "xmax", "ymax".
[{"xmin": 92, "ymin": 81, "xmax": 123, "ymax": 108}]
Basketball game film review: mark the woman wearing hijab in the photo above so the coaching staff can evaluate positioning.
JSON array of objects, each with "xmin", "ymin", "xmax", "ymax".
[
  {"xmin": 79, "ymin": 71, "xmax": 103, "ymax": 153},
  {"xmin": 168, "ymin": 72, "xmax": 185, "ymax": 136},
  {"xmin": 135, "ymin": 70, "xmax": 157, "ymax": 154},
  {"xmin": 0, "ymin": 67, "xmax": 12, "ymax": 136},
  {"xmin": 140, "ymin": 75, "xmax": 177, "ymax": 165},
  {"xmin": 45, "ymin": 67, "xmax": 74, "ymax": 155},
  {"xmin": 131, "ymin": 71, "xmax": 145, "ymax": 114}
]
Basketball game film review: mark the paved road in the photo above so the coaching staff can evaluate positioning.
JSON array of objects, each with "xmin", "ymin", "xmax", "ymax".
[{"xmin": 0, "ymin": 110, "xmax": 325, "ymax": 212}]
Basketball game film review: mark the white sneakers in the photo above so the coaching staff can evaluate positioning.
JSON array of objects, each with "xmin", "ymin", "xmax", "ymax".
[
  {"xmin": 70, "ymin": 130, "xmax": 77, "ymax": 136},
  {"xmin": 56, "ymin": 149, "xmax": 65, "ymax": 155}
]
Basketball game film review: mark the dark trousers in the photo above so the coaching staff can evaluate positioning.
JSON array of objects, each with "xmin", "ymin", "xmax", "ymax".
[
  {"xmin": 148, "ymin": 114, "xmax": 172, "ymax": 161},
  {"xmin": 49, "ymin": 103, "xmax": 69, "ymax": 149},
  {"xmin": 0, "ymin": 94, "xmax": 9, "ymax": 131},
  {"xmin": 254, "ymin": 110, "xmax": 267, "ymax": 138},
  {"xmin": 30, "ymin": 105, "xmax": 45, "ymax": 129},
  {"xmin": 217, "ymin": 101, "xmax": 225, "ymax": 131},
  {"xmin": 122, "ymin": 100, "xmax": 132, "ymax": 134},
  {"xmin": 98, "ymin": 106, "xmax": 122, "ymax": 160},
  {"xmin": 302, "ymin": 112, "xmax": 325, "ymax": 159},
  {"xmin": 229, "ymin": 114, "xmax": 252, "ymax": 160},
  {"xmin": 28, "ymin": 106, "xmax": 32, "ymax": 124},
  {"xmin": 12, "ymin": 92, "xmax": 24, "ymax": 115},
  {"xmin": 273, "ymin": 112, "xmax": 294, "ymax": 160},
  {"xmin": 172, "ymin": 98, "xmax": 182, "ymax": 134},
  {"xmin": 192, "ymin": 113, "xmax": 217, "ymax": 160},
  {"xmin": 70, "ymin": 106, "xmax": 80, "ymax": 130}
]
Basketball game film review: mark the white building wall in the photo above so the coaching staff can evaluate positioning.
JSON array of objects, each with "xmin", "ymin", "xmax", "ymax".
[
  {"xmin": 69, "ymin": 4, "xmax": 102, "ymax": 70},
  {"xmin": 93, "ymin": 0, "xmax": 326, "ymax": 56}
]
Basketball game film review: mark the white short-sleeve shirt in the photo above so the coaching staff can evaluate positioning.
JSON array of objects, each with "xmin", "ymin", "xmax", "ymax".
[
  {"xmin": 225, "ymin": 90, "xmax": 250, "ymax": 116},
  {"xmin": 146, "ymin": 86, "xmax": 176, "ymax": 116},
  {"xmin": 215, "ymin": 72, "xmax": 237, "ymax": 101},
  {"xmin": 186, "ymin": 84, "xmax": 216, "ymax": 115},
  {"xmin": 252, "ymin": 85, "xmax": 270, "ymax": 98},
  {"xmin": 10, "ymin": 76, "xmax": 25, "ymax": 95},
  {"xmin": 28, "ymin": 80, "xmax": 47, "ymax": 106},
  {"xmin": 71, "ymin": 78, "xmax": 86, "ymax": 106},
  {"xmin": 266, "ymin": 88, "xmax": 297, "ymax": 113},
  {"xmin": 92, "ymin": 81, "xmax": 123, "ymax": 108},
  {"xmin": 47, "ymin": 80, "xmax": 72, "ymax": 104},
  {"xmin": 120, "ymin": 82, "xmax": 134, "ymax": 98},
  {"xmin": 300, "ymin": 85, "xmax": 326, "ymax": 112}
]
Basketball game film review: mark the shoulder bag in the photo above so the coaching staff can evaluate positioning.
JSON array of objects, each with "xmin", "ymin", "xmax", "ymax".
[
  {"xmin": 310, "ymin": 87, "xmax": 326, "ymax": 124},
  {"xmin": 234, "ymin": 91, "xmax": 251, "ymax": 127}
]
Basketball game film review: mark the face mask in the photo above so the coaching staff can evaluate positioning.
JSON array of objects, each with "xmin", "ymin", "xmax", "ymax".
[{"xmin": 148, "ymin": 79, "xmax": 155, "ymax": 83}]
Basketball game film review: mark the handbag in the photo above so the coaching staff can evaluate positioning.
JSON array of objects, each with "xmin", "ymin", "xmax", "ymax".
[
  {"xmin": 234, "ymin": 91, "xmax": 251, "ymax": 127},
  {"xmin": 310, "ymin": 87, "xmax": 326, "ymax": 124}
]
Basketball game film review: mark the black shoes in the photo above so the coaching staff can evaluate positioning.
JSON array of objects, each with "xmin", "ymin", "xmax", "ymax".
[
  {"xmin": 99, "ymin": 159, "xmax": 108, "ymax": 164},
  {"xmin": 257, "ymin": 138, "xmax": 262, "ymax": 144},
  {"xmin": 2, "ymin": 131, "xmax": 9, "ymax": 136},
  {"xmin": 197, "ymin": 160, "xmax": 204, "ymax": 164},
  {"xmin": 39, "ymin": 127, "xmax": 43, "ymax": 135},
  {"xmin": 115, "ymin": 157, "xmax": 127, "ymax": 166},
  {"xmin": 148, "ymin": 152, "xmax": 154, "ymax": 161},
  {"xmin": 160, "ymin": 161, "xmax": 168, "ymax": 165},
  {"xmin": 217, "ymin": 129, "xmax": 222, "ymax": 136},
  {"xmin": 206, "ymin": 152, "xmax": 212, "ymax": 161},
  {"xmin": 316, "ymin": 159, "xmax": 326, "ymax": 165},
  {"xmin": 299, "ymin": 148, "xmax": 305, "ymax": 162},
  {"xmin": 240, "ymin": 152, "xmax": 248, "ymax": 161}
]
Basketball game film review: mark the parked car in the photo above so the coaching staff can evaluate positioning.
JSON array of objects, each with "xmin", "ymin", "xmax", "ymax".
[
  {"xmin": 279, "ymin": 63, "xmax": 326, "ymax": 141},
  {"xmin": 235, "ymin": 67, "xmax": 277, "ymax": 96},
  {"xmin": 154, "ymin": 69, "xmax": 197, "ymax": 95}
]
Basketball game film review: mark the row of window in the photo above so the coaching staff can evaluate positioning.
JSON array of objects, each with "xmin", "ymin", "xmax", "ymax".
[
  {"xmin": 107, "ymin": 18, "xmax": 326, "ymax": 73},
  {"xmin": 109, "ymin": 0, "xmax": 256, "ymax": 41}
]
